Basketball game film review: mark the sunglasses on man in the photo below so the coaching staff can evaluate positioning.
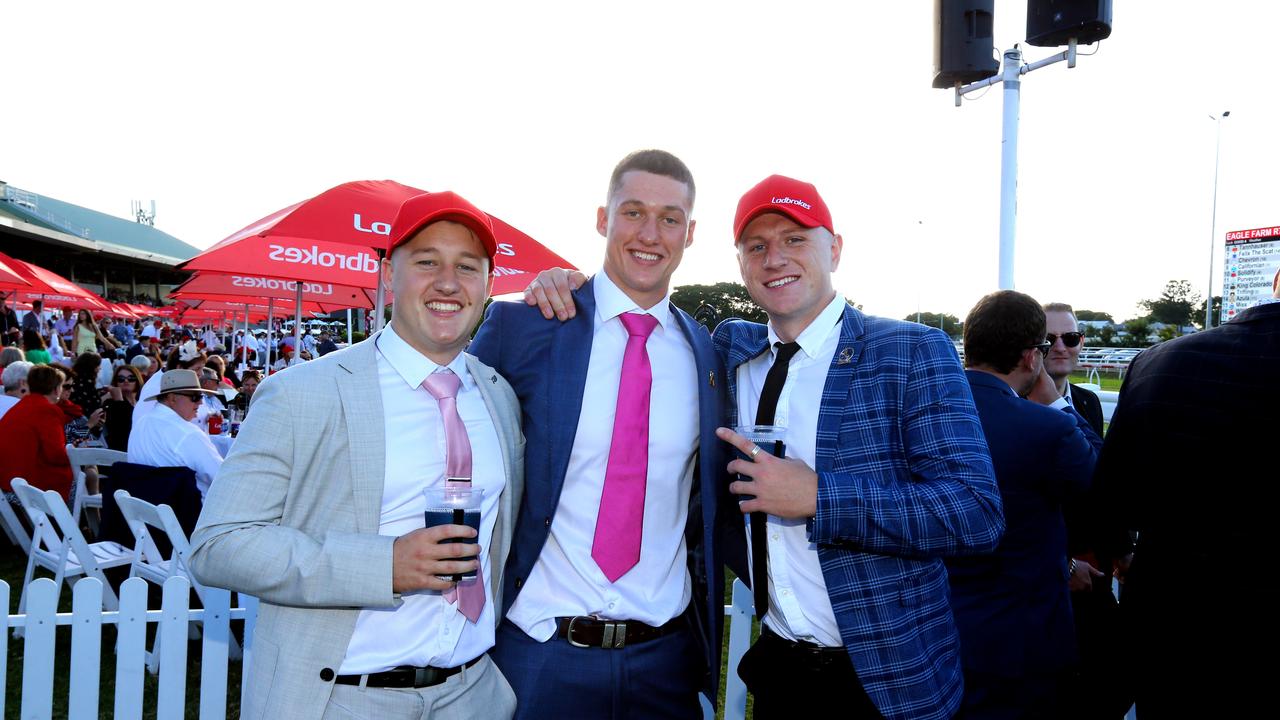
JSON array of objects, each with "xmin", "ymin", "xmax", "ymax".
[
  {"xmin": 1046, "ymin": 332, "xmax": 1083, "ymax": 348},
  {"xmin": 1027, "ymin": 341, "xmax": 1052, "ymax": 357}
]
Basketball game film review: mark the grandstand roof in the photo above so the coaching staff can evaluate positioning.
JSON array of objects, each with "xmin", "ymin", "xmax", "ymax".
[{"xmin": 0, "ymin": 182, "xmax": 200, "ymax": 264}]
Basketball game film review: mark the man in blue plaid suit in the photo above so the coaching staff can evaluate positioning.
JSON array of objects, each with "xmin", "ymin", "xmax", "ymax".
[{"xmin": 713, "ymin": 175, "xmax": 1004, "ymax": 720}]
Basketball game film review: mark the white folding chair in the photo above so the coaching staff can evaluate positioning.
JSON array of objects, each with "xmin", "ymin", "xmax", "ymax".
[
  {"xmin": 11, "ymin": 478, "xmax": 132, "ymax": 617},
  {"xmin": 115, "ymin": 489, "xmax": 242, "ymax": 672},
  {"xmin": 66, "ymin": 445, "xmax": 126, "ymax": 537},
  {"xmin": 0, "ymin": 493, "xmax": 31, "ymax": 554}
]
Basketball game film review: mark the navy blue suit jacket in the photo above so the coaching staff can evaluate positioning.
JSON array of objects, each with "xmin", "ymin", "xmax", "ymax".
[
  {"xmin": 468, "ymin": 278, "xmax": 729, "ymax": 700},
  {"xmin": 947, "ymin": 370, "xmax": 1102, "ymax": 677}
]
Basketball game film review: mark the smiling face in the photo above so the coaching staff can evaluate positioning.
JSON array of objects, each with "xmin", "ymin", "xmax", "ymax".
[
  {"xmin": 597, "ymin": 170, "xmax": 695, "ymax": 309},
  {"xmin": 736, "ymin": 212, "xmax": 843, "ymax": 342},
  {"xmin": 384, "ymin": 220, "xmax": 493, "ymax": 365}
]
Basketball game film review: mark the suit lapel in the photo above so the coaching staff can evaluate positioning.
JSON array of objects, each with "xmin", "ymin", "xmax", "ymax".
[
  {"xmin": 722, "ymin": 324, "xmax": 771, "ymax": 429},
  {"xmin": 464, "ymin": 353, "xmax": 514, "ymax": 580},
  {"xmin": 335, "ymin": 334, "xmax": 387, "ymax": 535},
  {"xmin": 815, "ymin": 307, "xmax": 864, "ymax": 472},
  {"xmin": 545, "ymin": 280, "xmax": 597, "ymax": 498}
]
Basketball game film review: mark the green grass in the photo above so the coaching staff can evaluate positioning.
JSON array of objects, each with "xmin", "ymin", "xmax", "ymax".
[
  {"xmin": 1069, "ymin": 371, "xmax": 1123, "ymax": 391},
  {"xmin": 2, "ymin": 548, "xmax": 242, "ymax": 719}
]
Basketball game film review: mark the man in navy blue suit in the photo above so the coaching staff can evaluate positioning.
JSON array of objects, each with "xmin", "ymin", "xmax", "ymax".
[
  {"xmin": 470, "ymin": 150, "xmax": 727, "ymax": 719},
  {"xmin": 948, "ymin": 290, "xmax": 1102, "ymax": 719},
  {"xmin": 1091, "ymin": 269, "xmax": 1280, "ymax": 718}
]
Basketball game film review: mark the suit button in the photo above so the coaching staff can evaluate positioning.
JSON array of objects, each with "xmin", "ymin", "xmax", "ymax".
[
  {"xmin": 320, "ymin": 668, "xmax": 335, "ymax": 682},
  {"xmin": 515, "ymin": 577, "xmax": 524, "ymax": 589}
]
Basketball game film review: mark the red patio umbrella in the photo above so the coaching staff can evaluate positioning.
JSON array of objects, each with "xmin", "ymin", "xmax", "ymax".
[
  {"xmin": 179, "ymin": 180, "xmax": 575, "ymax": 339},
  {"xmin": 0, "ymin": 250, "xmax": 108, "ymax": 311},
  {"xmin": 0, "ymin": 256, "xmax": 32, "ymax": 290},
  {"xmin": 171, "ymin": 272, "xmax": 378, "ymax": 312}
]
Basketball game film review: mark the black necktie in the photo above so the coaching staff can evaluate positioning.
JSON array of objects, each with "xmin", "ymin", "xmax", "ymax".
[{"xmin": 750, "ymin": 341, "xmax": 802, "ymax": 617}]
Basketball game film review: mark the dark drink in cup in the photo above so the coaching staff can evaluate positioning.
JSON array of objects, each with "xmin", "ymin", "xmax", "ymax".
[
  {"xmin": 732, "ymin": 425, "xmax": 787, "ymax": 501},
  {"xmin": 423, "ymin": 485, "xmax": 485, "ymax": 582}
]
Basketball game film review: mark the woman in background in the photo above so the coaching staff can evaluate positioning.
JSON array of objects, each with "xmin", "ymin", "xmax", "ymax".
[
  {"xmin": 0, "ymin": 365, "xmax": 74, "ymax": 504},
  {"xmin": 74, "ymin": 309, "xmax": 117, "ymax": 356},
  {"xmin": 101, "ymin": 364, "xmax": 143, "ymax": 452},
  {"xmin": 22, "ymin": 328, "xmax": 51, "ymax": 364}
]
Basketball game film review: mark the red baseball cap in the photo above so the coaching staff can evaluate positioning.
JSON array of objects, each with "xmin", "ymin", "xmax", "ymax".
[
  {"xmin": 733, "ymin": 174, "xmax": 834, "ymax": 242},
  {"xmin": 387, "ymin": 191, "xmax": 499, "ymax": 261}
]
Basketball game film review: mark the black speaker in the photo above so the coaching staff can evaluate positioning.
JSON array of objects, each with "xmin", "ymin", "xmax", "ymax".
[
  {"xmin": 933, "ymin": 0, "xmax": 999, "ymax": 89},
  {"xmin": 1026, "ymin": 0, "xmax": 1112, "ymax": 47}
]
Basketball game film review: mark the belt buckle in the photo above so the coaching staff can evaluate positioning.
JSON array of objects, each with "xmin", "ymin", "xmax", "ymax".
[
  {"xmin": 412, "ymin": 666, "xmax": 437, "ymax": 688},
  {"xmin": 566, "ymin": 616, "xmax": 627, "ymax": 649}
]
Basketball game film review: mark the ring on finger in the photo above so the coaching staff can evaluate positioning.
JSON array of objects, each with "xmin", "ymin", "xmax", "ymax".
[{"xmin": 749, "ymin": 445, "xmax": 761, "ymax": 459}]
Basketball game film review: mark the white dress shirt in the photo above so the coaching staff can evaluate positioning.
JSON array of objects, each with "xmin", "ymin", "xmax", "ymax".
[
  {"xmin": 508, "ymin": 269, "xmax": 698, "ymax": 641},
  {"xmin": 735, "ymin": 294, "xmax": 845, "ymax": 646},
  {"xmin": 127, "ymin": 401, "xmax": 225, "ymax": 499},
  {"xmin": 339, "ymin": 325, "xmax": 506, "ymax": 674}
]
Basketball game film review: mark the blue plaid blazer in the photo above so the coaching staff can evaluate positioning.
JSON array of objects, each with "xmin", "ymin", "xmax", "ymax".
[{"xmin": 714, "ymin": 307, "xmax": 1003, "ymax": 720}]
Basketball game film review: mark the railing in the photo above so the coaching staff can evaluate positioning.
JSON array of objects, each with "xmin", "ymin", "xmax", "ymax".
[
  {"xmin": 4, "ymin": 575, "xmax": 753, "ymax": 720},
  {"xmin": 5, "ymin": 576, "xmax": 1131, "ymax": 720},
  {"xmin": 3, "ymin": 576, "xmax": 256, "ymax": 719}
]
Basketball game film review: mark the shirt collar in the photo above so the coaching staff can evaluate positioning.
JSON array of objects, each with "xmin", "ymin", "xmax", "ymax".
[
  {"xmin": 376, "ymin": 324, "xmax": 472, "ymax": 391},
  {"xmin": 766, "ymin": 294, "xmax": 846, "ymax": 360},
  {"xmin": 593, "ymin": 268, "xmax": 673, "ymax": 331}
]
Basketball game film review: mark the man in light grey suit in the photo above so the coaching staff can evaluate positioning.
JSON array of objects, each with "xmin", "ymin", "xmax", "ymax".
[{"xmin": 190, "ymin": 191, "xmax": 524, "ymax": 720}]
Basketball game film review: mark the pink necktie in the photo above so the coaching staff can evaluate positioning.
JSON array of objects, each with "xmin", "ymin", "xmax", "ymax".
[
  {"xmin": 592, "ymin": 312, "xmax": 659, "ymax": 582},
  {"xmin": 422, "ymin": 370, "xmax": 485, "ymax": 623}
]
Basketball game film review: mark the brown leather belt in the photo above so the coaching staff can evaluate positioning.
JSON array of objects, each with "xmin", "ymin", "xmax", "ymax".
[
  {"xmin": 556, "ymin": 615, "xmax": 684, "ymax": 649},
  {"xmin": 334, "ymin": 655, "xmax": 483, "ymax": 689}
]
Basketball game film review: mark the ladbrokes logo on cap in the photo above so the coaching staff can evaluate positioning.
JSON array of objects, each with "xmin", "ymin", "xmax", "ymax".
[
  {"xmin": 267, "ymin": 244, "xmax": 379, "ymax": 274},
  {"xmin": 771, "ymin": 196, "xmax": 812, "ymax": 211}
]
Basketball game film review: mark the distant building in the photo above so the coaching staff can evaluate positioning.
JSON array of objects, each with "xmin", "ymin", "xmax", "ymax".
[{"xmin": 0, "ymin": 181, "xmax": 198, "ymax": 305}]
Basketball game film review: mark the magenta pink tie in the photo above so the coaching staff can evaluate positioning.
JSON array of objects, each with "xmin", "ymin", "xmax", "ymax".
[
  {"xmin": 422, "ymin": 370, "xmax": 485, "ymax": 623},
  {"xmin": 592, "ymin": 312, "xmax": 659, "ymax": 582}
]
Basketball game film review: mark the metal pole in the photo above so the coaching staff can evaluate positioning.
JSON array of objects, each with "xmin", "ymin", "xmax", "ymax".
[
  {"xmin": 998, "ymin": 48, "xmax": 1022, "ymax": 290},
  {"xmin": 294, "ymin": 283, "xmax": 303, "ymax": 355},
  {"xmin": 266, "ymin": 298, "xmax": 275, "ymax": 371},
  {"xmin": 346, "ymin": 308, "xmax": 353, "ymax": 344},
  {"xmin": 373, "ymin": 249, "xmax": 387, "ymax": 332},
  {"xmin": 1206, "ymin": 111, "xmax": 1230, "ymax": 329}
]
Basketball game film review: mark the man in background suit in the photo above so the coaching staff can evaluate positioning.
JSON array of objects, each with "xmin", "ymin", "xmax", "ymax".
[
  {"xmin": 190, "ymin": 191, "xmax": 524, "ymax": 719},
  {"xmin": 1043, "ymin": 301, "xmax": 1130, "ymax": 718},
  {"xmin": 713, "ymin": 175, "xmax": 1004, "ymax": 720},
  {"xmin": 1092, "ymin": 268, "xmax": 1280, "ymax": 718},
  {"xmin": 471, "ymin": 149, "xmax": 727, "ymax": 719},
  {"xmin": 1043, "ymin": 303, "xmax": 1104, "ymax": 434},
  {"xmin": 949, "ymin": 290, "xmax": 1102, "ymax": 718}
]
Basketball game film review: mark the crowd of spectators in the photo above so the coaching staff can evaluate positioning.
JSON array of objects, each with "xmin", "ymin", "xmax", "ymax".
[{"xmin": 0, "ymin": 304, "xmax": 339, "ymax": 520}]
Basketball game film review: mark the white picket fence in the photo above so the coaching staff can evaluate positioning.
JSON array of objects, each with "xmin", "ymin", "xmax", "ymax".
[
  {"xmin": 2, "ymin": 576, "xmax": 257, "ymax": 719},
  {"xmin": 3, "ymin": 574, "xmax": 755, "ymax": 720}
]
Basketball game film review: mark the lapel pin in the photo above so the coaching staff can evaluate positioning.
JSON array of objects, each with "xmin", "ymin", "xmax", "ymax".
[
  {"xmin": 708, "ymin": 371, "xmax": 716, "ymax": 388},
  {"xmin": 490, "ymin": 375, "xmax": 498, "ymax": 384},
  {"xmin": 836, "ymin": 347, "xmax": 854, "ymax": 365}
]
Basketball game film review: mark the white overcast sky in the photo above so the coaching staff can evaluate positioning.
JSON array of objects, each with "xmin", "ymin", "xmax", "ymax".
[{"xmin": 6, "ymin": 1, "xmax": 1277, "ymax": 322}]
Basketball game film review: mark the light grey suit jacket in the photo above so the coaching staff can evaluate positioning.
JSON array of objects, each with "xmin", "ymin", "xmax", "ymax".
[{"xmin": 189, "ymin": 333, "xmax": 524, "ymax": 720}]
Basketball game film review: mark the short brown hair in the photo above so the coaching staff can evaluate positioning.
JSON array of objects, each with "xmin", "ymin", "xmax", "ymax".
[
  {"xmin": 27, "ymin": 365, "xmax": 65, "ymax": 395},
  {"xmin": 964, "ymin": 290, "xmax": 1046, "ymax": 374},
  {"xmin": 608, "ymin": 150, "xmax": 696, "ymax": 208}
]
